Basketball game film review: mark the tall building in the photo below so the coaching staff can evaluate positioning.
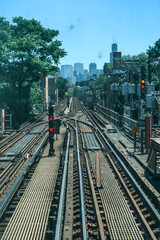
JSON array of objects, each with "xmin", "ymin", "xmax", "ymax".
[
  {"xmin": 112, "ymin": 43, "xmax": 117, "ymax": 52},
  {"xmin": 74, "ymin": 63, "xmax": 84, "ymax": 82},
  {"xmin": 110, "ymin": 43, "xmax": 118, "ymax": 63},
  {"xmin": 84, "ymin": 69, "xmax": 88, "ymax": 75},
  {"xmin": 89, "ymin": 63, "xmax": 97, "ymax": 75},
  {"xmin": 74, "ymin": 63, "xmax": 84, "ymax": 76},
  {"xmin": 60, "ymin": 65, "xmax": 73, "ymax": 79},
  {"xmin": 97, "ymin": 69, "xmax": 103, "ymax": 74}
]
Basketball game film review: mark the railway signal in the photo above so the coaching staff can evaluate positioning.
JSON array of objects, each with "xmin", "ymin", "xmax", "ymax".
[
  {"xmin": 140, "ymin": 65, "xmax": 146, "ymax": 99},
  {"xmin": 48, "ymin": 103, "xmax": 55, "ymax": 156},
  {"xmin": 49, "ymin": 116, "xmax": 54, "ymax": 133}
]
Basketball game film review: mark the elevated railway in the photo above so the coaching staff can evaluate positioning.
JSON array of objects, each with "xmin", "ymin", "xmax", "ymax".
[{"xmin": 0, "ymin": 98, "xmax": 159, "ymax": 239}]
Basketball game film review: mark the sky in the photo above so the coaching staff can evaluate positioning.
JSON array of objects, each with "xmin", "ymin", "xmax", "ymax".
[{"xmin": 1, "ymin": 0, "xmax": 160, "ymax": 70}]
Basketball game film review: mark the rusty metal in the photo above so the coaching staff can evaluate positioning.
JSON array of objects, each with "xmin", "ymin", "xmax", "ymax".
[
  {"xmin": 75, "ymin": 116, "xmax": 87, "ymax": 240},
  {"xmin": 106, "ymin": 153, "xmax": 157, "ymax": 240},
  {"xmin": 84, "ymin": 153, "xmax": 106, "ymax": 240},
  {"xmin": 75, "ymin": 98, "xmax": 160, "ymax": 239},
  {"xmin": 96, "ymin": 151, "xmax": 102, "ymax": 188}
]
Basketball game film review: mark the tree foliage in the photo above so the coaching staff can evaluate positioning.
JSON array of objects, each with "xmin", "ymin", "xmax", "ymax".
[
  {"xmin": 147, "ymin": 39, "xmax": 160, "ymax": 59},
  {"xmin": 147, "ymin": 39, "xmax": 160, "ymax": 87},
  {"xmin": 73, "ymin": 86, "xmax": 83, "ymax": 98},
  {"xmin": 0, "ymin": 17, "xmax": 66, "ymax": 128},
  {"xmin": 56, "ymin": 77, "xmax": 68, "ymax": 100}
]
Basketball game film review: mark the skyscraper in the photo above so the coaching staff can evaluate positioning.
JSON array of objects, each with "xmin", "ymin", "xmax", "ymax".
[
  {"xmin": 60, "ymin": 65, "xmax": 73, "ymax": 78},
  {"xmin": 74, "ymin": 63, "xmax": 84, "ymax": 76},
  {"xmin": 89, "ymin": 63, "xmax": 97, "ymax": 75},
  {"xmin": 110, "ymin": 43, "xmax": 118, "ymax": 63}
]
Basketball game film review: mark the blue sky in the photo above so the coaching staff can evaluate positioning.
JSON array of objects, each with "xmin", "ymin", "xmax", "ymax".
[{"xmin": 1, "ymin": 0, "xmax": 160, "ymax": 70}]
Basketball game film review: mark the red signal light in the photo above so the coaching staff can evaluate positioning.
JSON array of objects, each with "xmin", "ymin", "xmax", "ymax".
[
  {"xmin": 141, "ymin": 79, "xmax": 145, "ymax": 89},
  {"xmin": 49, "ymin": 128, "xmax": 54, "ymax": 132},
  {"xmin": 49, "ymin": 117, "xmax": 54, "ymax": 121}
]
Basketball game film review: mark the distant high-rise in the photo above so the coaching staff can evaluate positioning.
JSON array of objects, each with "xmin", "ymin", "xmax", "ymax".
[
  {"xmin": 61, "ymin": 65, "xmax": 73, "ymax": 78},
  {"xmin": 110, "ymin": 43, "xmax": 118, "ymax": 63},
  {"xmin": 84, "ymin": 69, "xmax": 88, "ymax": 75},
  {"xmin": 112, "ymin": 43, "xmax": 117, "ymax": 52},
  {"xmin": 74, "ymin": 63, "xmax": 84, "ymax": 76},
  {"xmin": 89, "ymin": 63, "xmax": 97, "ymax": 75}
]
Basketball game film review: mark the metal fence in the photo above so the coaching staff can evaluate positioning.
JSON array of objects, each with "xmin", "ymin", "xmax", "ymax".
[
  {"xmin": 122, "ymin": 114, "xmax": 138, "ymax": 139},
  {"xmin": 96, "ymin": 104, "xmax": 121, "ymax": 128},
  {"xmin": 96, "ymin": 104, "xmax": 139, "ymax": 140}
]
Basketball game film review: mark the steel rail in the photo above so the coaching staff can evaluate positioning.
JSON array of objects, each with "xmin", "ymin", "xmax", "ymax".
[
  {"xmin": 0, "ymin": 122, "xmax": 47, "ymax": 153},
  {"xmin": 84, "ymin": 107, "xmax": 160, "ymax": 223},
  {"xmin": 106, "ymin": 153, "xmax": 157, "ymax": 240},
  {"xmin": 84, "ymin": 153, "xmax": 106, "ymax": 240},
  {"xmin": 0, "ymin": 133, "xmax": 48, "ymax": 218},
  {"xmin": 0, "ymin": 128, "xmax": 47, "ymax": 191},
  {"xmin": 75, "ymin": 116, "xmax": 87, "ymax": 240},
  {"xmin": 54, "ymin": 131, "xmax": 70, "ymax": 240}
]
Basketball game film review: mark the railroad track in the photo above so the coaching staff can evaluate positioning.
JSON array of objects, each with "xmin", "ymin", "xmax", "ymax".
[
  {"xmin": 0, "ymin": 122, "xmax": 48, "ymax": 220},
  {"xmin": 61, "ymin": 98, "xmax": 159, "ymax": 239},
  {"xmin": 1, "ymin": 97, "xmax": 160, "ymax": 239},
  {"xmin": 0, "ymin": 99, "xmax": 68, "ymax": 238},
  {"xmin": 0, "ymin": 99, "xmax": 68, "ymax": 192},
  {"xmin": 86, "ymin": 101, "xmax": 160, "ymax": 239}
]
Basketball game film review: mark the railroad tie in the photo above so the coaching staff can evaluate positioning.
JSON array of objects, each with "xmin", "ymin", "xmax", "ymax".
[
  {"xmin": 1, "ymin": 148, "xmax": 60, "ymax": 240},
  {"xmin": 91, "ymin": 152, "xmax": 144, "ymax": 240}
]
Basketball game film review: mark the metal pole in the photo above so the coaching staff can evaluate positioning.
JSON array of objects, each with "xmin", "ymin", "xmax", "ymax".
[
  {"xmin": 1, "ymin": 109, "xmax": 5, "ymax": 134},
  {"xmin": 141, "ymin": 129, "xmax": 144, "ymax": 154},
  {"xmin": 145, "ymin": 114, "xmax": 152, "ymax": 149},
  {"xmin": 46, "ymin": 76, "xmax": 48, "ymax": 110},
  {"xmin": 134, "ymin": 133, "xmax": 136, "ymax": 152}
]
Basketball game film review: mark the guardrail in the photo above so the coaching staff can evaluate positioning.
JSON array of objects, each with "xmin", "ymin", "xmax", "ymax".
[
  {"xmin": 96, "ymin": 104, "xmax": 140, "ymax": 141},
  {"xmin": 96, "ymin": 104, "xmax": 121, "ymax": 128},
  {"xmin": 122, "ymin": 114, "xmax": 139, "ymax": 139}
]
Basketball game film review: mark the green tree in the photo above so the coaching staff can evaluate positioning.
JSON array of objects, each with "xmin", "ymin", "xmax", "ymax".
[
  {"xmin": 73, "ymin": 86, "xmax": 83, "ymax": 98},
  {"xmin": 147, "ymin": 39, "xmax": 160, "ymax": 59},
  {"xmin": 103, "ymin": 62, "xmax": 112, "ymax": 74},
  {"xmin": 147, "ymin": 39, "xmax": 160, "ymax": 87},
  {"xmin": 8, "ymin": 17, "xmax": 66, "ymax": 96},
  {"xmin": 0, "ymin": 17, "xmax": 66, "ymax": 128},
  {"xmin": 0, "ymin": 17, "xmax": 11, "ymax": 83},
  {"xmin": 56, "ymin": 77, "xmax": 68, "ymax": 100},
  {"xmin": 30, "ymin": 82, "xmax": 43, "ymax": 113}
]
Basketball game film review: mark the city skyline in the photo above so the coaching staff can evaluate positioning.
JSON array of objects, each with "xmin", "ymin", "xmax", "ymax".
[
  {"xmin": 59, "ymin": 62, "xmax": 103, "ymax": 84},
  {"xmin": 1, "ymin": 0, "xmax": 160, "ymax": 69},
  {"xmin": 60, "ymin": 43, "xmax": 119, "ymax": 71},
  {"xmin": 60, "ymin": 62, "xmax": 103, "ymax": 71}
]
